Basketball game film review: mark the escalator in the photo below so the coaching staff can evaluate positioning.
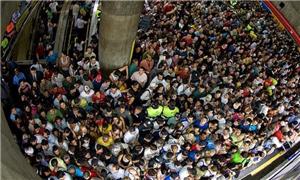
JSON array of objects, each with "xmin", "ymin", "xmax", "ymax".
[
  {"xmin": 1, "ymin": 1, "xmax": 41, "ymax": 61},
  {"xmin": 53, "ymin": 1, "xmax": 94, "ymax": 58},
  {"xmin": 64, "ymin": 2, "xmax": 94, "ymax": 58},
  {"xmin": 53, "ymin": 1, "xmax": 73, "ymax": 55},
  {"xmin": 263, "ymin": 147, "xmax": 300, "ymax": 180}
]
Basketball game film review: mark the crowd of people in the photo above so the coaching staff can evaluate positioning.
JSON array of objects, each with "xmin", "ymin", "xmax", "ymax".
[{"xmin": 1, "ymin": 1, "xmax": 300, "ymax": 180}]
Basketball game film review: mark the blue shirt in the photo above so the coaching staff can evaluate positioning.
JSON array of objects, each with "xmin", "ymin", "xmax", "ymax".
[
  {"xmin": 206, "ymin": 139, "xmax": 215, "ymax": 150},
  {"xmin": 10, "ymin": 108, "xmax": 22, "ymax": 121},
  {"xmin": 249, "ymin": 125, "xmax": 257, "ymax": 132},
  {"xmin": 188, "ymin": 151, "xmax": 197, "ymax": 161},
  {"xmin": 194, "ymin": 120, "xmax": 209, "ymax": 131},
  {"xmin": 13, "ymin": 72, "xmax": 26, "ymax": 86},
  {"xmin": 67, "ymin": 165, "xmax": 84, "ymax": 177},
  {"xmin": 46, "ymin": 53, "xmax": 58, "ymax": 65}
]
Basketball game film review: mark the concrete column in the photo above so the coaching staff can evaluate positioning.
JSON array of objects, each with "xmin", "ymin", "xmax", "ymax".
[{"xmin": 99, "ymin": 1, "xmax": 143, "ymax": 72}]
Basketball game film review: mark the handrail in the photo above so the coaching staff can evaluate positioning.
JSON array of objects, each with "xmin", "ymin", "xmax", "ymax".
[
  {"xmin": 15, "ymin": 59, "xmax": 47, "ymax": 65},
  {"xmin": 84, "ymin": 19, "xmax": 91, "ymax": 53},
  {"xmin": 66, "ymin": 17, "xmax": 74, "ymax": 55},
  {"xmin": 88, "ymin": 0, "xmax": 100, "ymax": 44},
  {"xmin": 28, "ymin": 2, "xmax": 43, "ymax": 60},
  {"xmin": 54, "ymin": 1, "xmax": 72, "ymax": 56},
  {"xmin": 2, "ymin": 1, "xmax": 42, "ymax": 61}
]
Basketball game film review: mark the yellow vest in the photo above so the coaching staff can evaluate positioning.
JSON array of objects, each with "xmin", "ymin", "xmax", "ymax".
[
  {"xmin": 163, "ymin": 106, "xmax": 179, "ymax": 118},
  {"xmin": 147, "ymin": 106, "xmax": 163, "ymax": 118}
]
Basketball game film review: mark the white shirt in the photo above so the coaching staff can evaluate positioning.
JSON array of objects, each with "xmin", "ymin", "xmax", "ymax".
[
  {"xmin": 30, "ymin": 64, "xmax": 44, "ymax": 72},
  {"xmin": 105, "ymin": 89, "xmax": 122, "ymax": 100},
  {"xmin": 89, "ymin": 61, "xmax": 100, "ymax": 71},
  {"xmin": 67, "ymin": 122, "xmax": 80, "ymax": 133},
  {"xmin": 108, "ymin": 164, "xmax": 125, "ymax": 179},
  {"xmin": 46, "ymin": 122, "xmax": 54, "ymax": 131},
  {"xmin": 260, "ymin": 104, "xmax": 269, "ymax": 116},
  {"xmin": 35, "ymin": 134, "xmax": 46, "ymax": 144},
  {"xmin": 221, "ymin": 95, "xmax": 228, "ymax": 104},
  {"xmin": 140, "ymin": 88, "xmax": 153, "ymax": 101},
  {"xmin": 74, "ymin": 41, "xmax": 84, "ymax": 52},
  {"xmin": 75, "ymin": 18, "xmax": 86, "ymax": 29},
  {"xmin": 80, "ymin": 90, "xmax": 95, "ymax": 102},
  {"xmin": 123, "ymin": 128, "xmax": 139, "ymax": 144},
  {"xmin": 131, "ymin": 72, "xmax": 148, "ymax": 87},
  {"xmin": 49, "ymin": 2, "xmax": 58, "ymax": 13},
  {"xmin": 144, "ymin": 147, "xmax": 159, "ymax": 160},
  {"xmin": 51, "ymin": 73, "xmax": 64, "ymax": 87},
  {"xmin": 271, "ymin": 136, "xmax": 282, "ymax": 148},
  {"xmin": 149, "ymin": 76, "xmax": 167, "ymax": 89},
  {"xmin": 179, "ymin": 166, "xmax": 190, "ymax": 180},
  {"xmin": 72, "ymin": 4, "xmax": 80, "ymax": 16},
  {"xmin": 177, "ymin": 84, "xmax": 193, "ymax": 96}
]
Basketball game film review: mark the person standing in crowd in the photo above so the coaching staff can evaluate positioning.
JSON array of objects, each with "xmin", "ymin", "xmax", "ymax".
[{"xmin": 75, "ymin": 16, "xmax": 87, "ymax": 40}]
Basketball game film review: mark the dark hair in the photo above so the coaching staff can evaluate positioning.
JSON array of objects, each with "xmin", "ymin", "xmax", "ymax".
[
  {"xmin": 52, "ymin": 145, "xmax": 59, "ymax": 152},
  {"xmin": 51, "ymin": 159, "xmax": 58, "ymax": 167},
  {"xmin": 57, "ymin": 170, "xmax": 65, "ymax": 178},
  {"xmin": 41, "ymin": 139, "xmax": 48, "ymax": 146}
]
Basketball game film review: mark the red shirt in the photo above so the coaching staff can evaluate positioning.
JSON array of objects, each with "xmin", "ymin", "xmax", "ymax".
[
  {"xmin": 163, "ymin": 3, "xmax": 174, "ymax": 13},
  {"xmin": 182, "ymin": 36, "xmax": 193, "ymax": 46},
  {"xmin": 80, "ymin": 166, "xmax": 97, "ymax": 179},
  {"xmin": 44, "ymin": 70, "xmax": 53, "ymax": 80},
  {"xmin": 177, "ymin": 69, "xmax": 190, "ymax": 80},
  {"xmin": 92, "ymin": 92, "xmax": 106, "ymax": 104},
  {"xmin": 274, "ymin": 130, "xmax": 283, "ymax": 141},
  {"xmin": 36, "ymin": 44, "xmax": 45, "ymax": 57},
  {"xmin": 243, "ymin": 88, "xmax": 250, "ymax": 97},
  {"xmin": 264, "ymin": 79, "xmax": 273, "ymax": 87}
]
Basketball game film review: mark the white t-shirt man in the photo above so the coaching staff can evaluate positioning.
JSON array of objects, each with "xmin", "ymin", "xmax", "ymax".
[
  {"xmin": 123, "ymin": 128, "xmax": 139, "ymax": 144},
  {"xmin": 75, "ymin": 18, "xmax": 87, "ymax": 29},
  {"xmin": 108, "ymin": 164, "xmax": 125, "ymax": 179},
  {"xmin": 131, "ymin": 70, "xmax": 148, "ymax": 87},
  {"xmin": 80, "ymin": 86, "xmax": 95, "ymax": 102},
  {"xmin": 105, "ymin": 88, "xmax": 122, "ymax": 100},
  {"xmin": 179, "ymin": 165, "xmax": 191, "ymax": 180},
  {"xmin": 149, "ymin": 76, "xmax": 167, "ymax": 89}
]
